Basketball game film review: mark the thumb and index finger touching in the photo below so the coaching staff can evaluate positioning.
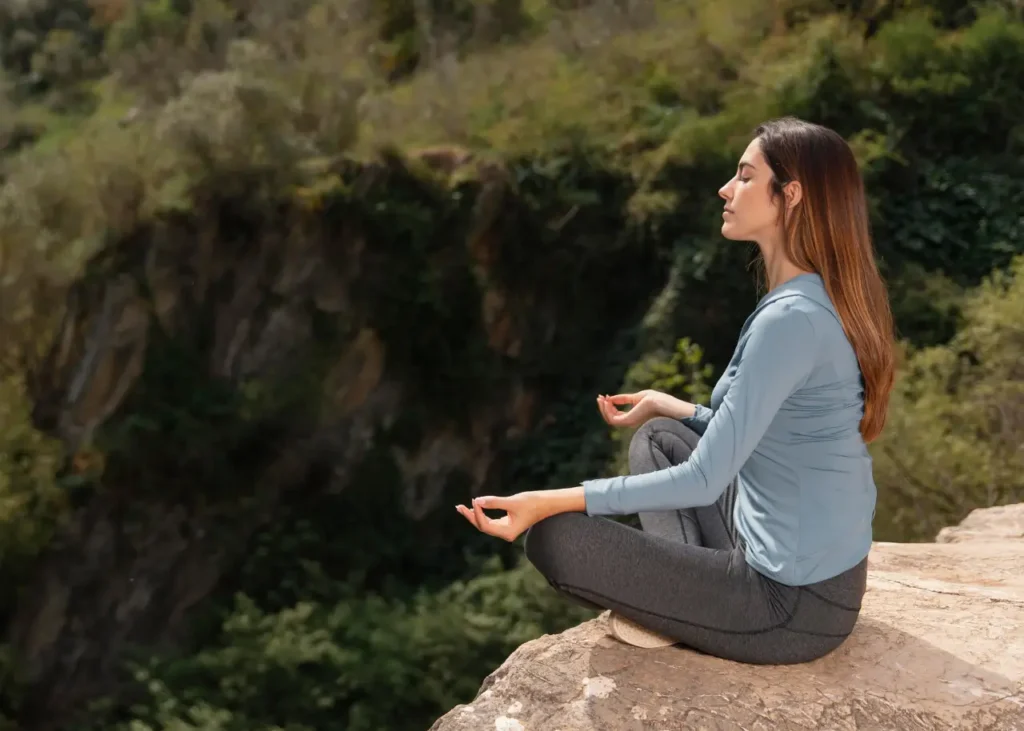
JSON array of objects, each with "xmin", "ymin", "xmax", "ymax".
[
  {"xmin": 456, "ymin": 497, "xmax": 514, "ymax": 537},
  {"xmin": 597, "ymin": 392, "xmax": 642, "ymax": 425}
]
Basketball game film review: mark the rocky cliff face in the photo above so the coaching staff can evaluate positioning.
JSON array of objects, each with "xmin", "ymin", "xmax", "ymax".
[
  {"xmin": 431, "ymin": 504, "xmax": 1024, "ymax": 731},
  {"xmin": 7, "ymin": 152, "xmax": 668, "ymax": 727}
]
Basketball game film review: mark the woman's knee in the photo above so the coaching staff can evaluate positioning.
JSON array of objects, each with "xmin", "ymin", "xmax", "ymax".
[
  {"xmin": 523, "ymin": 512, "xmax": 590, "ymax": 584},
  {"xmin": 628, "ymin": 416, "xmax": 698, "ymax": 474}
]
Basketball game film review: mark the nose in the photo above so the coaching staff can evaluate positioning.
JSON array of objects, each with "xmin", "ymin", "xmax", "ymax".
[{"xmin": 719, "ymin": 179, "xmax": 732, "ymax": 203}]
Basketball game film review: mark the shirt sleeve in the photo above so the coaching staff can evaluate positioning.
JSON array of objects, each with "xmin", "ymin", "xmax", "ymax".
[
  {"xmin": 583, "ymin": 304, "xmax": 817, "ymax": 516},
  {"xmin": 680, "ymin": 403, "xmax": 714, "ymax": 435}
]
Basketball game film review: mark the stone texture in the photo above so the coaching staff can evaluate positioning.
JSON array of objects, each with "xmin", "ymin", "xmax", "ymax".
[
  {"xmin": 936, "ymin": 503, "xmax": 1024, "ymax": 544},
  {"xmin": 431, "ymin": 505, "xmax": 1024, "ymax": 731}
]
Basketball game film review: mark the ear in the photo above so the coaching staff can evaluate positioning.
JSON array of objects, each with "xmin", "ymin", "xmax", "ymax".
[{"xmin": 783, "ymin": 180, "xmax": 803, "ymax": 210}]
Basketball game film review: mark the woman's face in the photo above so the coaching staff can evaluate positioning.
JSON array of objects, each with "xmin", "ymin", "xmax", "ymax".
[{"xmin": 718, "ymin": 138, "xmax": 781, "ymax": 243}]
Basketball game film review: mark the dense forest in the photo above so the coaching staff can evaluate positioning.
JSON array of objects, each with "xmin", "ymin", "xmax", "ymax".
[{"xmin": 0, "ymin": 0, "xmax": 1022, "ymax": 729}]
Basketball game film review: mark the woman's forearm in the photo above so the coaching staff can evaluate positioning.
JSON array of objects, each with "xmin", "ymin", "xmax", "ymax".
[
  {"xmin": 658, "ymin": 393, "xmax": 697, "ymax": 420},
  {"xmin": 528, "ymin": 396, "xmax": 698, "ymax": 521},
  {"xmin": 536, "ymin": 486, "xmax": 588, "ymax": 519}
]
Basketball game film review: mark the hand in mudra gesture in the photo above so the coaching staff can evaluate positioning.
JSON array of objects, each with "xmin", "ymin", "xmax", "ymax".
[
  {"xmin": 596, "ymin": 389, "xmax": 671, "ymax": 428},
  {"xmin": 455, "ymin": 494, "xmax": 546, "ymax": 542}
]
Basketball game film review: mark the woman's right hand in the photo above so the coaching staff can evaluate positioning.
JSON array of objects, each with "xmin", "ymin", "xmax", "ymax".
[{"xmin": 597, "ymin": 389, "xmax": 672, "ymax": 428}]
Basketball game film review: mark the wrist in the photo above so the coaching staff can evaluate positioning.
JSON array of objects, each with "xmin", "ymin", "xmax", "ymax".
[
  {"xmin": 658, "ymin": 394, "xmax": 696, "ymax": 420},
  {"xmin": 536, "ymin": 486, "xmax": 587, "ymax": 519}
]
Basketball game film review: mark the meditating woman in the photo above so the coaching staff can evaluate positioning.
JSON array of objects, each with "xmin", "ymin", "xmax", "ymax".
[{"xmin": 456, "ymin": 116, "xmax": 896, "ymax": 664}]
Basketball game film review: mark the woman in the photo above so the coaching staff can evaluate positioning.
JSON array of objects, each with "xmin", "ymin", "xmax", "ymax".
[{"xmin": 456, "ymin": 116, "xmax": 896, "ymax": 664}]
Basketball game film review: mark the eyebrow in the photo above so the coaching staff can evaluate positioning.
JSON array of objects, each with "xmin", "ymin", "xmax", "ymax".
[{"xmin": 738, "ymin": 162, "xmax": 756, "ymax": 172}]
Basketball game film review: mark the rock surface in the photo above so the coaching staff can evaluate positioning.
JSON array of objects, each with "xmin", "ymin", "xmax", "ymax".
[
  {"xmin": 431, "ymin": 504, "xmax": 1024, "ymax": 730},
  {"xmin": 936, "ymin": 503, "xmax": 1024, "ymax": 544}
]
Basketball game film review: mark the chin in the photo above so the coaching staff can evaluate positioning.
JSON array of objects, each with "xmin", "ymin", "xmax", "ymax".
[{"xmin": 720, "ymin": 224, "xmax": 743, "ymax": 241}]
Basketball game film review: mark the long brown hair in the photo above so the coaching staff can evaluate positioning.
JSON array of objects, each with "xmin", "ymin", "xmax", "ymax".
[{"xmin": 754, "ymin": 117, "xmax": 896, "ymax": 443}]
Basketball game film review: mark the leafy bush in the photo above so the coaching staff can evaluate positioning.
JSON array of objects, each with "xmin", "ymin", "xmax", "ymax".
[
  {"xmin": 0, "ymin": 376, "xmax": 66, "ymax": 597},
  {"xmin": 78, "ymin": 557, "xmax": 592, "ymax": 731},
  {"xmin": 603, "ymin": 337, "xmax": 715, "ymax": 476},
  {"xmin": 870, "ymin": 255, "xmax": 1024, "ymax": 541},
  {"xmin": 0, "ymin": 376, "xmax": 65, "ymax": 723}
]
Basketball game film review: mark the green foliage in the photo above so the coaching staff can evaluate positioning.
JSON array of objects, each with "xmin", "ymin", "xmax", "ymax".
[
  {"xmin": 0, "ymin": 31, "xmax": 366, "ymax": 373},
  {"xmin": 621, "ymin": 337, "xmax": 715, "ymax": 405},
  {"xmin": 104, "ymin": 0, "xmax": 192, "ymax": 54},
  {"xmin": 871, "ymin": 158, "xmax": 1024, "ymax": 282},
  {"xmin": 0, "ymin": 1, "xmax": 104, "ymax": 92},
  {"xmin": 604, "ymin": 337, "xmax": 714, "ymax": 475},
  {"xmin": 151, "ymin": 37, "xmax": 364, "ymax": 202},
  {"xmin": 78, "ymin": 557, "xmax": 591, "ymax": 731},
  {"xmin": 885, "ymin": 262, "xmax": 964, "ymax": 345},
  {"xmin": 864, "ymin": 6, "xmax": 1024, "ymax": 158},
  {"xmin": 0, "ymin": 377, "xmax": 65, "ymax": 602},
  {"xmin": 374, "ymin": 0, "xmax": 530, "ymax": 80},
  {"xmin": 0, "ymin": 376, "xmax": 64, "ymax": 730},
  {"xmin": 0, "ymin": 0, "xmax": 106, "ymax": 144},
  {"xmin": 870, "ymin": 255, "xmax": 1024, "ymax": 541}
]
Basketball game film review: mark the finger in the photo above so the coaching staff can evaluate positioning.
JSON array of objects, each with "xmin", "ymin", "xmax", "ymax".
[
  {"xmin": 599, "ymin": 398, "xmax": 630, "ymax": 424},
  {"xmin": 483, "ymin": 511, "xmax": 516, "ymax": 540},
  {"xmin": 607, "ymin": 393, "xmax": 639, "ymax": 405},
  {"xmin": 456, "ymin": 504, "xmax": 481, "ymax": 530},
  {"xmin": 598, "ymin": 398, "xmax": 620, "ymax": 424},
  {"xmin": 473, "ymin": 499, "xmax": 498, "ymax": 536},
  {"xmin": 480, "ymin": 512, "xmax": 517, "ymax": 542},
  {"xmin": 474, "ymin": 495, "xmax": 512, "ymax": 511},
  {"xmin": 456, "ymin": 504, "xmax": 477, "ymax": 529},
  {"xmin": 472, "ymin": 501, "xmax": 519, "ymax": 541}
]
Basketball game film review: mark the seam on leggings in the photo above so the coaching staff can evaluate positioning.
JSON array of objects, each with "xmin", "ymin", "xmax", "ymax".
[
  {"xmin": 649, "ymin": 427, "xmax": 701, "ymax": 473},
  {"xmin": 802, "ymin": 586, "xmax": 862, "ymax": 612},
  {"xmin": 679, "ymin": 511, "xmax": 699, "ymax": 544},
  {"xmin": 647, "ymin": 428, "xmax": 684, "ymax": 471},
  {"xmin": 554, "ymin": 581, "xmax": 803, "ymax": 636}
]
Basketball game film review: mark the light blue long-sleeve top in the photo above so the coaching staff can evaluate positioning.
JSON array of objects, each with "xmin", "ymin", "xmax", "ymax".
[{"xmin": 583, "ymin": 272, "xmax": 876, "ymax": 586}]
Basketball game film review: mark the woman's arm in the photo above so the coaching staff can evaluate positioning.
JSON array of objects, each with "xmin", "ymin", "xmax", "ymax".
[
  {"xmin": 646, "ymin": 390, "xmax": 713, "ymax": 434},
  {"xmin": 657, "ymin": 394, "xmax": 698, "ymax": 420},
  {"xmin": 583, "ymin": 304, "xmax": 818, "ymax": 516}
]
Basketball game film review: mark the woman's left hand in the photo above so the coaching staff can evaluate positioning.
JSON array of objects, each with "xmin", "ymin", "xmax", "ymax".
[{"xmin": 456, "ymin": 492, "xmax": 548, "ymax": 542}]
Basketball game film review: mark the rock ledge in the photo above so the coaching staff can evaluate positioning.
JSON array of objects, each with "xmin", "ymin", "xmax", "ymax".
[{"xmin": 431, "ymin": 505, "xmax": 1024, "ymax": 730}]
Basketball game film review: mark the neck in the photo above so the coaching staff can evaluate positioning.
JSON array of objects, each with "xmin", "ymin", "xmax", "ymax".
[{"xmin": 759, "ymin": 238, "xmax": 813, "ymax": 290}]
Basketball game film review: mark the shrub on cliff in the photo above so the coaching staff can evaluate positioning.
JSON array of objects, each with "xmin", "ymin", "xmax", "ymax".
[
  {"xmin": 76, "ymin": 556, "xmax": 592, "ymax": 731},
  {"xmin": 871, "ymin": 255, "xmax": 1024, "ymax": 541}
]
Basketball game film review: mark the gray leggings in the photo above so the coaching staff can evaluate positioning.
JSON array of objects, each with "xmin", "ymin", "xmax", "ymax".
[{"xmin": 524, "ymin": 417, "xmax": 867, "ymax": 664}]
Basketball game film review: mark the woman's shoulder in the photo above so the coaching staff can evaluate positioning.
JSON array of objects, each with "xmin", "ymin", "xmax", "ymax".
[
  {"xmin": 754, "ymin": 278, "xmax": 843, "ymax": 334},
  {"xmin": 751, "ymin": 293, "xmax": 827, "ymax": 333}
]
